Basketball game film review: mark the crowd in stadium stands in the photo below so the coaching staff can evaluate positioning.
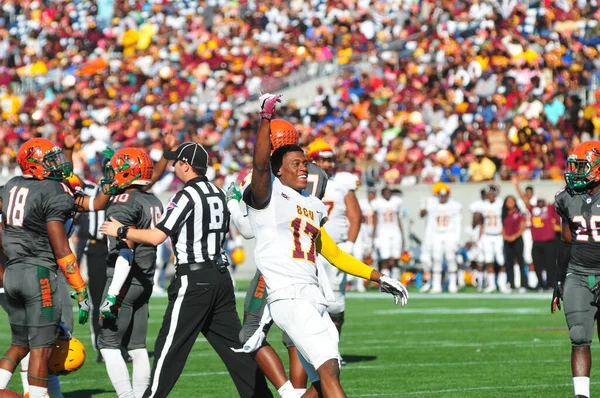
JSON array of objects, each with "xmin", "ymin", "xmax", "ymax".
[{"xmin": 0, "ymin": 0, "xmax": 599, "ymax": 188}]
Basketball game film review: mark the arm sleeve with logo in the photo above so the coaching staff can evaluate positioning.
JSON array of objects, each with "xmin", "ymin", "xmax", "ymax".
[{"xmin": 156, "ymin": 190, "xmax": 193, "ymax": 236}]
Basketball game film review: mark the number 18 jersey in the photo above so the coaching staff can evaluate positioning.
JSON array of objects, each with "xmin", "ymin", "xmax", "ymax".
[
  {"xmin": 245, "ymin": 177, "xmax": 327, "ymax": 293},
  {"xmin": 555, "ymin": 187, "xmax": 600, "ymax": 274},
  {"xmin": 0, "ymin": 176, "xmax": 75, "ymax": 270}
]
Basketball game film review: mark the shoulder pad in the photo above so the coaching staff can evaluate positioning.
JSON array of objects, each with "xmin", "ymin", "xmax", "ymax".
[{"xmin": 335, "ymin": 172, "xmax": 359, "ymax": 190}]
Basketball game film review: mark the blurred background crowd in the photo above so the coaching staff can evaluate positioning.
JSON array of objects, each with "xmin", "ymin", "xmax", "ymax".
[{"xmin": 0, "ymin": 0, "xmax": 599, "ymax": 190}]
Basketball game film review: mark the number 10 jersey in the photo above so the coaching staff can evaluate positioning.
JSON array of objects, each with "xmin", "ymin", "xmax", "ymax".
[{"xmin": 245, "ymin": 177, "xmax": 328, "ymax": 293}]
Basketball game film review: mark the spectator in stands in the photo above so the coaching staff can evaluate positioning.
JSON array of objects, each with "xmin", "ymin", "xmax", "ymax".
[{"xmin": 469, "ymin": 147, "xmax": 496, "ymax": 182}]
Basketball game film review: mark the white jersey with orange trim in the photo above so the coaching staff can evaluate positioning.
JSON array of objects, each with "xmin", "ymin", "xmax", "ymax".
[
  {"xmin": 424, "ymin": 199, "xmax": 463, "ymax": 236},
  {"xmin": 372, "ymin": 196, "xmax": 403, "ymax": 236},
  {"xmin": 358, "ymin": 198, "xmax": 375, "ymax": 240},
  {"xmin": 322, "ymin": 172, "xmax": 358, "ymax": 244},
  {"xmin": 245, "ymin": 177, "xmax": 328, "ymax": 295},
  {"xmin": 479, "ymin": 198, "xmax": 503, "ymax": 236}
]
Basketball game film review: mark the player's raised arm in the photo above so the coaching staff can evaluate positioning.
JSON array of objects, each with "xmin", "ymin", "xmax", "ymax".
[
  {"xmin": 317, "ymin": 227, "xmax": 408, "ymax": 305},
  {"xmin": 247, "ymin": 93, "xmax": 282, "ymax": 210}
]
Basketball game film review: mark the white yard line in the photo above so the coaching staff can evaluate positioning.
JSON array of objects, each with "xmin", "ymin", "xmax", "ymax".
[
  {"xmin": 147, "ymin": 291, "xmax": 553, "ymax": 300},
  {"xmin": 352, "ymin": 381, "xmax": 598, "ymax": 396}
]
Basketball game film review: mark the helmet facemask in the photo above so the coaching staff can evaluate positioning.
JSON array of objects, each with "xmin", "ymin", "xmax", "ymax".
[
  {"xmin": 565, "ymin": 155, "xmax": 600, "ymax": 191},
  {"xmin": 101, "ymin": 159, "xmax": 141, "ymax": 195},
  {"xmin": 41, "ymin": 147, "xmax": 73, "ymax": 180}
]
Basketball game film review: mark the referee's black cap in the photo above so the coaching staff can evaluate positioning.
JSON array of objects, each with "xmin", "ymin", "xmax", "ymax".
[{"xmin": 164, "ymin": 142, "xmax": 209, "ymax": 168}]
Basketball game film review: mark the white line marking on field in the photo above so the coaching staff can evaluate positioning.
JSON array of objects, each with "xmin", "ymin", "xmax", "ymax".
[
  {"xmin": 341, "ymin": 339, "xmax": 565, "ymax": 349},
  {"xmin": 149, "ymin": 291, "xmax": 553, "ymax": 300},
  {"xmin": 374, "ymin": 307, "xmax": 545, "ymax": 315},
  {"xmin": 352, "ymin": 381, "xmax": 600, "ymax": 396},
  {"xmin": 344, "ymin": 358, "xmax": 567, "ymax": 370}
]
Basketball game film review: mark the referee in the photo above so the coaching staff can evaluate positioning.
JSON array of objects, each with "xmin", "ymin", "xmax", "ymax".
[
  {"xmin": 76, "ymin": 180, "xmax": 108, "ymax": 362},
  {"xmin": 100, "ymin": 142, "xmax": 272, "ymax": 398}
]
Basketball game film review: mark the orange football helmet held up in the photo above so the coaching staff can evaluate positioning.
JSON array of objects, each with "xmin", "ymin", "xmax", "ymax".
[
  {"xmin": 17, "ymin": 138, "xmax": 72, "ymax": 180},
  {"xmin": 565, "ymin": 140, "xmax": 600, "ymax": 191},
  {"xmin": 101, "ymin": 148, "xmax": 154, "ymax": 194},
  {"xmin": 270, "ymin": 119, "xmax": 298, "ymax": 151}
]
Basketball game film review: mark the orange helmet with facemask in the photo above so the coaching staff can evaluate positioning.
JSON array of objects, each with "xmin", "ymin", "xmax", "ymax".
[
  {"xmin": 101, "ymin": 148, "xmax": 154, "ymax": 194},
  {"xmin": 565, "ymin": 141, "xmax": 600, "ymax": 191},
  {"xmin": 270, "ymin": 119, "xmax": 298, "ymax": 151},
  {"xmin": 17, "ymin": 138, "xmax": 72, "ymax": 180}
]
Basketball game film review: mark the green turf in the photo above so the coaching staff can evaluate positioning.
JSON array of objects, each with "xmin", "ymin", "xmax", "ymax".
[{"xmin": 0, "ymin": 290, "xmax": 587, "ymax": 397}]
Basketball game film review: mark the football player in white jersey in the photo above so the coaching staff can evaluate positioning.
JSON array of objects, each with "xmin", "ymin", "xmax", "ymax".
[
  {"xmin": 372, "ymin": 187, "xmax": 405, "ymax": 281},
  {"xmin": 420, "ymin": 183, "xmax": 462, "ymax": 293},
  {"xmin": 352, "ymin": 188, "xmax": 377, "ymax": 292},
  {"xmin": 244, "ymin": 93, "xmax": 408, "ymax": 397},
  {"xmin": 228, "ymin": 119, "xmax": 327, "ymax": 397},
  {"xmin": 306, "ymin": 138, "xmax": 362, "ymax": 338},
  {"xmin": 512, "ymin": 175, "xmax": 539, "ymax": 289},
  {"xmin": 476, "ymin": 184, "xmax": 511, "ymax": 293},
  {"xmin": 467, "ymin": 189, "xmax": 487, "ymax": 291}
]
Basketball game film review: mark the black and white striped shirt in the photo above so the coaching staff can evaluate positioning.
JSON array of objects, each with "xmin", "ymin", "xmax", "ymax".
[
  {"xmin": 156, "ymin": 176, "xmax": 230, "ymax": 266},
  {"xmin": 83, "ymin": 181, "xmax": 106, "ymax": 241}
]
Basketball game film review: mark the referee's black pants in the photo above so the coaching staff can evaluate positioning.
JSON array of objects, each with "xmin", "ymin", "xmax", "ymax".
[
  {"xmin": 85, "ymin": 240, "xmax": 108, "ymax": 349},
  {"xmin": 142, "ymin": 266, "xmax": 272, "ymax": 398}
]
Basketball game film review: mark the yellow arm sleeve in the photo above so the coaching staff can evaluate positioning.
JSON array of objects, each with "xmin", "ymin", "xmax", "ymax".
[{"xmin": 317, "ymin": 227, "xmax": 374, "ymax": 280}]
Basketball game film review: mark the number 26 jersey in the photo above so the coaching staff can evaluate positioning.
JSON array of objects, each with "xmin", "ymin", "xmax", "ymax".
[
  {"xmin": 555, "ymin": 187, "xmax": 600, "ymax": 274},
  {"xmin": 245, "ymin": 177, "xmax": 327, "ymax": 293}
]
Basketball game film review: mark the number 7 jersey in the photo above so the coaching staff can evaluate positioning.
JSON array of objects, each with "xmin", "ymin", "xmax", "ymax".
[
  {"xmin": 555, "ymin": 187, "xmax": 600, "ymax": 274},
  {"xmin": 245, "ymin": 177, "xmax": 328, "ymax": 293}
]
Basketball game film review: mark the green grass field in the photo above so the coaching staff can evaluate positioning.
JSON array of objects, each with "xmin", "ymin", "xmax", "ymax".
[{"xmin": 0, "ymin": 289, "xmax": 589, "ymax": 397}]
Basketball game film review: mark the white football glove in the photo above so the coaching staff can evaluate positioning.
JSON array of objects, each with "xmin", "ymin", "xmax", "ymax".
[
  {"xmin": 337, "ymin": 241, "xmax": 354, "ymax": 254},
  {"xmin": 379, "ymin": 275, "xmax": 409, "ymax": 306}
]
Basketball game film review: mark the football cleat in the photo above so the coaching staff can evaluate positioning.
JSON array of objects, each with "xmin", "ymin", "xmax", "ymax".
[
  {"xmin": 17, "ymin": 138, "xmax": 72, "ymax": 180},
  {"xmin": 101, "ymin": 147, "xmax": 154, "ymax": 194},
  {"xmin": 49, "ymin": 336, "xmax": 86, "ymax": 375}
]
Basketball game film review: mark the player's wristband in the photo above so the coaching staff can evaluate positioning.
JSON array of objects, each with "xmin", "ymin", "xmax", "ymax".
[
  {"xmin": 57, "ymin": 253, "xmax": 86, "ymax": 293},
  {"xmin": 117, "ymin": 226, "xmax": 129, "ymax": 240}
]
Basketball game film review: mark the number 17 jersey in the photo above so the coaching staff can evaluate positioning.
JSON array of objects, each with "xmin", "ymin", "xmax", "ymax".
[
  {"xmin": 555, "ymin": 187, "xmax": 600, "ymax": 274},
  {"xmin": 245, "ymin": 178, "xmax": 327, "ymax": 293}
]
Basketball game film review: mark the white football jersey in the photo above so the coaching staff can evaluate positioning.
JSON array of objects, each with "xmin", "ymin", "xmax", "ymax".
[
  {"xmin": 425, "ymin": 198, "xmax": 462, "ymax": 236},
  {"xmin": 372, "ymin": 196, "xmax": 402, "ymax": 235},
  {"xmin": 322, "ymin": 172, "xmax": 358, "ymax": 243},
  {"xmin": 359, "ymin": 198, "xmax": 375, "ymax": 237},
  {"xmin": 479, "ymin": 198, "xmax": 503, "ymax": 235},
  {"xmin": 246, "ymin": 178, "xmax": 328, "ymax": 293}
]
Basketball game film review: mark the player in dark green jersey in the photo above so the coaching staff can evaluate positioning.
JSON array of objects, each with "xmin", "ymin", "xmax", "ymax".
[
  {"xmin": 96, "ymin": 148, "xmax": 163, "ymax": 398},
  {"xmin": 553, "ymin": 141, "xmax": 600, "ymax": 398},
  {"xmin": 0, "ymin": 138, "xmax": 89, "ymax": 398}
]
